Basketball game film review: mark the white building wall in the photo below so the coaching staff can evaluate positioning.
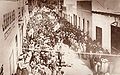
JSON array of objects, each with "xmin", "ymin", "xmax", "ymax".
[
  {"xmin": 64, "ymin": 0, "xmax": 77, "ymax": 25},
  {"xmin": 77, "ymin": 1, "xmax": 92, "ymax": 37},
  {"xmin": 0, "ymin": 0, "xmax": 29, "ymax": 74},
  {"xmin": 92, "ymin": 13, "xmax": 120, "ymax": 53},
  {"xmin": 63, "ymin": 0, "xmax": 92, "ymax": 37},
  {"xmin": 0, "ymin": 1, "xmax": 18, "ymax": 74}
]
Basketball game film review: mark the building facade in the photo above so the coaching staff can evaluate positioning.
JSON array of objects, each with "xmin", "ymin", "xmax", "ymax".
[
  {"xmin": 92, "ymin": 11, "xmax": 120, "ymax": 53},
  {"xmin": 92, "ymin": 0, "xmax": 120, "ymax": 53},
  {"xmin": 0, "ymin": 0, "xmax": 29, "ymax": 74},
  {"xmin": 63, "ymin": 0, "xmax": 120, "ymax": 53},
  {"xmin": 63, "ymin": 0, "xmax": 92, "ymax": 37}
]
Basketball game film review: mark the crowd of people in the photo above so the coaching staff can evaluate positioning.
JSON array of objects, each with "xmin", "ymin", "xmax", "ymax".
[
  {"xmin": 16, "ymin": 6, "xmax": 69, "ymax": 75},
  {"xmin": 57, "ymin": 14, "xmax": 110, "ymax": 75},
  {"xmin": 16, "ymin": 6, "xmax": 110, "ymax": 75}
]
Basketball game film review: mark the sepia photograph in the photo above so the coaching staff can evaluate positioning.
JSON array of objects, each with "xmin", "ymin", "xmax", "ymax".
[{"xmin": 0, "ymin": 0, "xmax": 120, "ymax": 75}]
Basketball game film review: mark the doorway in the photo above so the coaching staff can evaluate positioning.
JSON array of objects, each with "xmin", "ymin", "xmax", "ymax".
[
  {"xmin": 111, "ymin": 25, "xmax": 120, "ymax": 53},
  {"xmin": 96, "ymin": 26, "xmax": 102, "ymax": 45}
]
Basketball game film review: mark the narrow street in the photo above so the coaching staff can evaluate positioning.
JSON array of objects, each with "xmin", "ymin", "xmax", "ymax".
[
  {"xmin": 21, "ymin": 6, "xmax": 93, "ymax": 75},
  {"xmin": 57, "ymin": 43, "xmax": 93, "ymax": 75},
  {"xmin": 1, "ymin": 0, "xmax": 120, "ymax": 75}
]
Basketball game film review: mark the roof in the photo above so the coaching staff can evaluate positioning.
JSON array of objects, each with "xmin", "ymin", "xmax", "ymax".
[
  {"xmin": 92, "ymin": 10, "xmax": 120, "ymax": 16},
  {"xmin": 92, "ymin": 0, "xmax": 120, "ymax": 16}
]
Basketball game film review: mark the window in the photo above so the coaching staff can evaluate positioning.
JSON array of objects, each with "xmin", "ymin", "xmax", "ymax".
[
  {"xmin": 6, "ymin": 15, "xmax": 8, "ymax": 27},
  {"xmin": 68, "ymin": 15, "xmax": 70, "ymax": 22},
  {"xmin": 87, "ymin": 20, "xmax": 89, "ymax": 34},
  {"xmin": 71, "ymin": 16, "xmax": 72, "ymax": 24},
  {"xmin": 18, "ymin": 12, "xmax": 20, "ymax": 18},
  {"xmin": 15, "ymin": 35, "xmax": 18, "ymax": 47},
  {"xmin": 22, "ymin": 7, "xmax": 24, "ymax": 16},
  {"xmin": 73, "ymin": 14, "xmax": 75, "ymax": 25},
  {"xmin": 76, "ymin": 15, "xmax": 77, "ymax": 26},
  {"xmin": 3, "ymin": 15, "xmax": 5, "ymax": 31},
  {"xmin": 83, "ymin": 19, "xmax": 85, "ymax": 32},
  {"xmin": 96, "ymin": 26, "xmax": 102, "ymax": 45},
  {"xmin": 2, "ymin": 10, "xmax": 15, "ymax": 31},
  {"xmin": 12, "ymin": 10, "xmax": 15, "ymax": 21},
  {"xmin": 9, "ymin": 12, "xmax": 11, "ymax": 23},
  {"xmin": 79, "ymin": 17, "xmax": 80, "ymax": 27}
]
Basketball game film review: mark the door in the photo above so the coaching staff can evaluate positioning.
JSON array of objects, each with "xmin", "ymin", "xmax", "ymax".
[
  {"xmin": 96, "ymin": 26, "xmax": 102, "ymax": 45},
  {"xmin": 111, "ymin": 25, "xmax": 120, "ymax": 53}
]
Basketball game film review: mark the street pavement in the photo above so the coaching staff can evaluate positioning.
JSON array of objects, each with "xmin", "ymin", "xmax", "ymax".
[{"xmin": 55, "ymin": 42, "xmax": 93, "ymax": 75}]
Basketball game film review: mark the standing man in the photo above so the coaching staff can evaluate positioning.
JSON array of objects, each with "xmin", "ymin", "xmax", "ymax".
[{"xmin": 0, "ymin": 64, "xmax": 4, "ymax": 75}]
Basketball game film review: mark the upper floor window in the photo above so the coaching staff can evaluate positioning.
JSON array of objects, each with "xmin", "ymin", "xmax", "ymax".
[{"xmin": 2, "ymin": 10, "xmax": 15, "ymax": 31}]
